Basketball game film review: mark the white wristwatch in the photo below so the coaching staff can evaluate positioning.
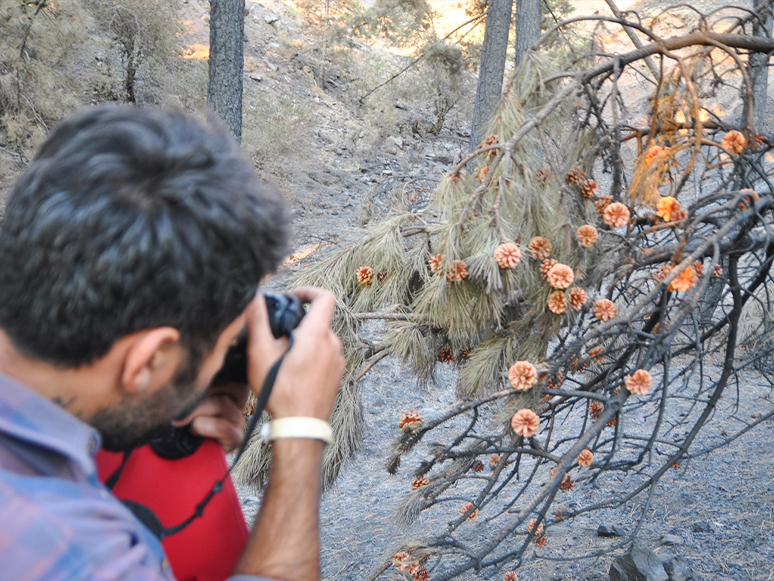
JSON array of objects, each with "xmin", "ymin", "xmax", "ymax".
[{"xmin": 259, "ymin": 417, "xmax": 333, "ymax": 445}]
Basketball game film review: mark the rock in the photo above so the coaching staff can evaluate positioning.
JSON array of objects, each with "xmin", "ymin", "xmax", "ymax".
[
  {"xmin": 660, "ymin": 555, "xmax": 693, "ymax": 581},
  {"xmin": 691, "ymin": 521, "xmax": 714, "ymax": 533},
  {"xmin": 248, "ymin": 73, "xmax": 262, "ymax": 82},
  {"xmin": 388, "ymin": 135, "xmax": 404, "ymax": 149},
  {"xmin": 609, "ymin": 542, "xmax": 668, "ymax": 581},
  {"xmin": 659, "ymin": 534, "xmax": 682, "ymax": 546},
  {"xmin": 598, "ymin": 524, "xmax": 626, "ymax": 537},
  {"xmin": 264, "ymin": 13, "xmax": 279, "ymax": 25}
]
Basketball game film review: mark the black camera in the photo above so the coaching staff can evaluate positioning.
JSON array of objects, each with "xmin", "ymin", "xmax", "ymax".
[
  {"xmin": 149, "ymin": 292, "xmax": 305, "ymax": 459},
  {"xmin": 213, "ymin": 291, "xmax": 306, "ymax": 385}
]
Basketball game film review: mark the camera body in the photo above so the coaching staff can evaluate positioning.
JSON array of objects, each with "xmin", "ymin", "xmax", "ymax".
[
  {"xmin": 150, "ymin": 292, "xmax": 305, "ymax": 460},
  {"xmin": 213, "ymin": 291, "xmax": 305, "ymax": 385}
]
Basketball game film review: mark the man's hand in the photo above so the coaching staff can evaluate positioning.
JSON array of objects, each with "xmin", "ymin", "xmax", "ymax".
[
  {"xmin": 235, "ymin": 286, "xmax": 345, "ymax": 581},
  {"xmin": 172, "ymin": 382, "xmax": 249, "ymax": 453},
  {"xmin": 246, "ymin": 287, "xmax": 345, "ymax": 421}
]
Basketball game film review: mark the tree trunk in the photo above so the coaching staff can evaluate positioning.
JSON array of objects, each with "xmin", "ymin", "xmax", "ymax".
[
  {"xmin": 749, "ymin": 0, "xmax": 773, "ymax": 133},
  {"xmin": 207, "ymin": 0, "xmax": 245, "ymax": 142},
  {"xmin": 470, "ymin": 0, "xmax": 514, "ymax": 151},
  {"xmin": 514, "ymin": 0, "xmax": 541, "ymax": 70}
]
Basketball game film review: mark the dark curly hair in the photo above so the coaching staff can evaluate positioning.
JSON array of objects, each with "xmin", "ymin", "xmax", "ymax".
[{"xmin": 0, "ymin": 105, "xmax": 289, "ymax": 367}]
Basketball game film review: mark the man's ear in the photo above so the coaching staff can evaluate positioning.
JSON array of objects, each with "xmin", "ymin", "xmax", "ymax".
[{"xmin": 121, "ymin": 328, "xmax": 182, "ymax": 395}]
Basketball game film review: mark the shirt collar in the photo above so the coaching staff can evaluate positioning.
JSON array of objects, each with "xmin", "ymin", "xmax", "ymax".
[{"xmin": 0, "ymin": 372, "xmax": 100, "ymax": 477}]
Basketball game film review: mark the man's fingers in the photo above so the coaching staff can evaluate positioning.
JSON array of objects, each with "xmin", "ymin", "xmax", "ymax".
[
  {"xmin": 171, "ymin": 394, "xmax": 246, "ymax": 429},
  {"xmin": 290, "ymin": 287, "xmax": 337, "ymax": 331},
  {"xmin": 189, "ymin": 416, "xmax": 244, "ymax": 453}
]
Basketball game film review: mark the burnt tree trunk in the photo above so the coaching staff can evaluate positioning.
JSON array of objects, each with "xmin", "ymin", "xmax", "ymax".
[
  {"xmin": 208, "ymin": 0, "xmax": 245, "ymax": 142},
  {"xmin": 750, "ymin": 0, "xmax": 773, "ymax": 132},
  {"xmin": 470, "ymin": 0, "xmax": 514, "ymax": 151},
  {"xmin": 514, "ymin": 0, "xmax": 541, "ymax": 70}
]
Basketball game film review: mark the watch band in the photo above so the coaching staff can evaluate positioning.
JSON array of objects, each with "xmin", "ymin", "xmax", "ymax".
[{"xmin": 259, "ymin": 417, "xmax": 333, "ymax": 445}]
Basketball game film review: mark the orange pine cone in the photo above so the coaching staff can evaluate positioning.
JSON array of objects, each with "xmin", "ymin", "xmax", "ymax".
[
  {"xmin": 645, "ymin": 145, "xmax": 665, "ymax": 165},
  {"xmin": 393, "ymin": 552, "xmax": 413, "ymax": 571},
  {"xmin": 540, "ymin": 258, "xmax": 558, "ymax": 280},
  {"xmin": 461, "ymin": 502, "xmax": 479, "ymax": 521},
  {"xmin": 576, "ymin": 224, "xmax": 598, "ymax": 248},
  {"xmin": 595, "ymin": 195, "xmax": 612, "ymax": 217},
  {"xmin": 568, "ymin": 287, "xmax": 587, "ymax": 311},
  {"xmin": 446, "ymin": 259, "xmax": 468, "ymax": 282},
  {"xmin": 509, "ymin": 360, "xmax": 538, "ymax": 390},
  {"xmin": 438, "ymin": 346, "xmax": 456, "ymax": 363},
  {"xmin": 511, "ymin": 408, "xmax": 540, "ymax": 438},
  {"xmin": 603, "ymin": 202, "xmax": 630, "ymax": 228},
  {"xmin": 722, "ymin": 130, "xmax": 746, "ymax": 154},
  {"xmin": 546, "ymin": 263, "xmax": 574, "ymax": 289},
  {"xmin": 495, "ymin": 242, "xmax": 522, "ymax": 269},
  {"xmin": 566, "ymin": 166, "xmax": 586, "ymax": 185},
  {"xmin": 577, "ymin": 449, "xmax": 594, "ymax": 467},
  {"xmin": 547, "ymin": 290, "xmax": 567, "ymax": 314},
  {"xmin": 399, "ymin": 410, "xmax": 423, "ymax": 433},
  {"xmin": 624, "ymin": 369, "xmax": 653, "ymax": 395},
  {"xmin": 527, "ymin": 236, "xmax": 553, "ymax": 260},
  {"xmin": 411, "ymin": 477, "xmax": 429, "ymax": 490},
  {"xmin": 356, "ymin": 266, "xmax": 374, "ymax": 286},
  {"xmin": 581, "ymin": 179, "xmax": 598, "ymax": 198},
  {"xmin": 527, "ymin": 518, "xmax": 544, "ymax": 537},
  {"xmin": 429, "ymin": 254, "xmax": 444, "ymax": 273},
  {"xmin": 593, "ymin": 298, "xmax": 618, "ymax": 322}
]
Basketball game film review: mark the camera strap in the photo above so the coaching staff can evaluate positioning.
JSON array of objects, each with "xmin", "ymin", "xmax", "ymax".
[{"xmin": 103, "ymin": 335, "xmax": 294, "ymax": 540}]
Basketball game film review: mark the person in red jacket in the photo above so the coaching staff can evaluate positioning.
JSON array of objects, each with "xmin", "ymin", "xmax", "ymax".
[{"xmin": 0, "ymin": 105, "xmax": 344, "ymax": 581}]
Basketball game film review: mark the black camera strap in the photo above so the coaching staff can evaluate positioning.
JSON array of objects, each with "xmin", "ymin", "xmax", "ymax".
[{"xmin": 104, "ymin": 335, "xmax": 294, "ymax": 540}]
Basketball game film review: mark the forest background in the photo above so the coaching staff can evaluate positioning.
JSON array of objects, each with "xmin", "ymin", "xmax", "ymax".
[{"xmin": 2, "ymin": 1, "xmax": 774, "ymax": 580}]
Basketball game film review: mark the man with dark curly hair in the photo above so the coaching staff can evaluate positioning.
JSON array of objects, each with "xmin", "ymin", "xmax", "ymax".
[{"xmin": 0, "ymin": 106, "xmax": 344, "ymax": 581}]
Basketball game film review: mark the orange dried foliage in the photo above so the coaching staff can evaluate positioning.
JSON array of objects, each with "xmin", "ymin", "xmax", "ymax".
[
  {"xmin": 668, "ymin": 266, "xmax": 698, "ymax": 292},
  {"xmin": 656, "ymin": 196, "xmax": 683, "ymax": 222}
]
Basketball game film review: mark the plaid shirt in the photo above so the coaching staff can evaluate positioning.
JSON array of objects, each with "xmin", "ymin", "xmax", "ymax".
[{"xmin": 0, "ymin": 373, "xmax": 269, "ymax": 581}]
